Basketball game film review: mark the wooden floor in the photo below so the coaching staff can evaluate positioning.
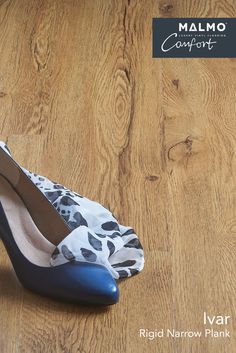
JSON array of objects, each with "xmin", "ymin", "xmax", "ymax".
[{"xmin": 0, "ymin": 0, "xmax": 236, "ymax": 352}]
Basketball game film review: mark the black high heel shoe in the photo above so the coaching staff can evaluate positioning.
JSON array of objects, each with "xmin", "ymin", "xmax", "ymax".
[{"xmin": 0, "ymin": 146, "xmax": 119, "ymax": 305}]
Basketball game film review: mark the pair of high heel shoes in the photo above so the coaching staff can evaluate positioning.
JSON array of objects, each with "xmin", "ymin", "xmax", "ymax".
[{"xmin": 0, "ymin": 144, "xmax": 119, "ymax": 305}]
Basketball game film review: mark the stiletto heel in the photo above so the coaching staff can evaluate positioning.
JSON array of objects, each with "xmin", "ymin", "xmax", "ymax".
[{"xmin": 0, "ymin": 146, "xmax": 119, "ymax": 305}]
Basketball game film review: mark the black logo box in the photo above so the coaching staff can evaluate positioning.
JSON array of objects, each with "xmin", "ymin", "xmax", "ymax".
[{"xmin": 153, "ymin": 18, "xmax": 236, "ymax": 58}]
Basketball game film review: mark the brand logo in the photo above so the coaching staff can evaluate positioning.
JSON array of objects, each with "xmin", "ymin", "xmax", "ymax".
[
  {"xmin": 179, "ymin": 22, "xmax": 226, "ymax": 32},
  {"xmin": 153, "ymin": 18, "xmax": 236, "ymax": 58}
]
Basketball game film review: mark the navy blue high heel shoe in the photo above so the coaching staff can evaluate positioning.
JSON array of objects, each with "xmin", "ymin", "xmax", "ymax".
[{"xmin": 0, "ymin": 146, "xmax": 119, "ymax": 305}]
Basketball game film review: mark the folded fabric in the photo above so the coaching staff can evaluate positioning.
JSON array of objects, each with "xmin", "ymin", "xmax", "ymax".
[{"xmin": 0, "ymin": 142, "xmax": 144, "ymax": 279}]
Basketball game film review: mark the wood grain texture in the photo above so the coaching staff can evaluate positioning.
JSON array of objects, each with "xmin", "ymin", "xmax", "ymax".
[{"xmin": 0, "ymin": 0, "xmax": 236, "ymax": 352}]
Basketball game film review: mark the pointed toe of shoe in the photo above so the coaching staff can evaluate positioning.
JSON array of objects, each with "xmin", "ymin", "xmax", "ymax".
[
  {"xmin": 43, "ymin": 261, "xmax": 120, "ymax": 305},
  {"xmin": 103, "ymin": 279, "xmax": 119, "ymax": 305},
  {"xmin": 92, "ymin": 271, "xmax": 119, "ymax": 305},
  {"xmin": 74, "ymin": 262, "xmax": 120, "ymax": 305}
]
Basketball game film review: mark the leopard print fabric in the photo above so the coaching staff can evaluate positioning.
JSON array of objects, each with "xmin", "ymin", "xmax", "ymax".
[{"xmin": 0, "ymin": 142, "xmax": 144, "ymax": 279}]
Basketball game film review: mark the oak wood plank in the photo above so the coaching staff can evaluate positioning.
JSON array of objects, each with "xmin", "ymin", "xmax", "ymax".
[{"xmin": 0, "ymin": 1, "xmax": 236, "ymax": 352}]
